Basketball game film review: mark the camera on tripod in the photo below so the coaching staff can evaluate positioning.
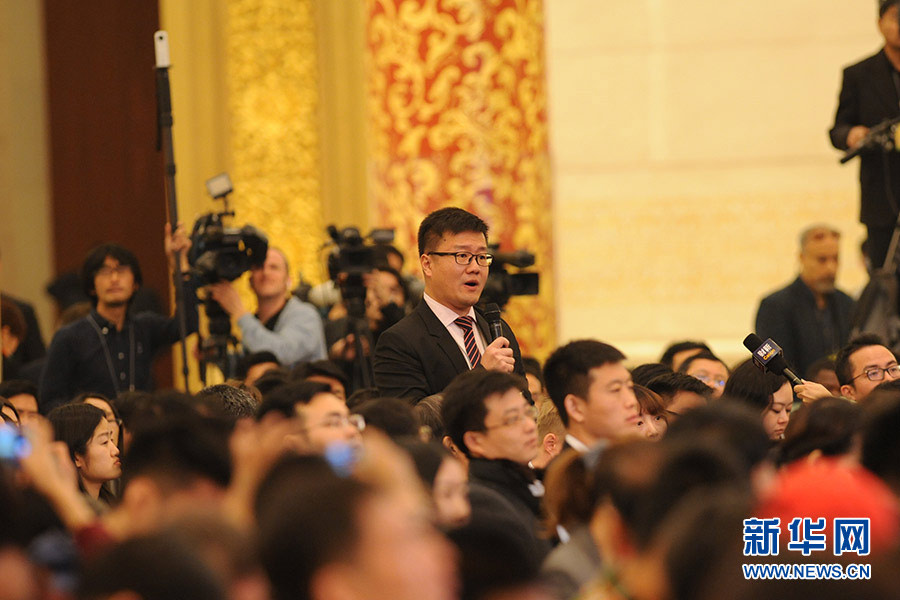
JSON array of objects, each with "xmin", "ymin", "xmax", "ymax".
[
  {"xmin": 325, "ymin": 225, "xmax": 395, "ymax": 319},
  {"xmin": 187, "ymin": 172, "xmax": 268, "ymax": 378},
  {"xmin": 479, "ymin": 244, "xmax": 540, "ymax": 309}
]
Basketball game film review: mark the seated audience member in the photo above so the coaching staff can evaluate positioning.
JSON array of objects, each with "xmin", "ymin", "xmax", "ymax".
[
  {"xmin": 413, "ymin": 393, "xmax": 444, "ymax": 441},
  {"xmin": 238, "ymin": 351, "xmax": 280, "ymax": 387},
  {"xmin": 532, "ymin": 401, "xmax": 566, "ymax": 472},
  {"xmin": 630, "ymin": 362, "xmax": 672, "ymax": 387},
  {"xmin": 47, "ymin": 403, "xmax": 121, "ymax": 507},
  {"xmin": 0, "ymin": 380, "xmax": 39, "ymax": 426},
  {"xmin": 860, "ymin": 392, "xmax": 900, "ymax": 496},
  {"xmin": 522, "ymin": 356, "xmax": 547, "ymax": 407},
  {"xmin": 754, "ymin": 225, "xmax": 855, "ymax": 378},
  {"xmin": 351, "ymin": 397, "xmax": 416, "ymax": 439},
  {"xmin": 208, "ymin": 247, "xmax": 327, "ymax": 367},
  {"xmin": 543, "ymin": 340, "xmax": 640, "ymax": 453},
  {"xmin": 78, "ymin": 533, "xmax": 225, "ymax": 600},
  {"xmin": 633, "ymin": 384, "xmax": 668, "ymax": 441},
  {"xmin": 721, "ymin": 359, "xmax": 791, "ymax": 441},
  {"xmin": 646, "ymin": 372, "xmax": 712, "ymax": 419},
  {"xmin": 259, "ymin": 381, "xmax": 362, "ymax": 454},
  {"xmin": 441, "ymin": 369, "xmax": 547, "ymax": 557},
  {"xmin": 677, "ymin": 350, "xmax": 729, "ymax": 399},
  {"xmin": 835, "ymin": 333, "xmax": 900, "ymax": 403},
  {"xmin": 395, "ymin": 439, "xmax": 471, "ymax": 529},
  {"xmin": 804, "ymin": 357, "xmax": 841, "ymax": 396},
  {"xmin": 658, "ymin": 340, "xmax": 710, "ymax": 371},
  {"xmin": 249, "ymin": 368, "xmax": 290, "ymax": 399},
  {"xmin": 291, "ymin": 359, "xmax": 349, "ymax": 401},
  {"xmin": 255, "ymin": 453, "xmax": 457, "ymax": 600},
  {"xmin": 540, "ymin": 450, "xmax": 601, "ymax": 599},
  {"xmin": 195, "ymin": 384, "xmax": 258, "ymax": 424},
  {"xmin": 40, "ymin": 228, "xmax": 197, "ymax": 413},
  {"xmin": 0, "ymin": 296, "xmax": 27, "ymax": 379},
  {"xmin": 71, "ymin": 392, "xmax": 124, "ymax": 457},
  {"xmin": 777, "ymin": 396, "xmax": 861, "ymax": 467}
]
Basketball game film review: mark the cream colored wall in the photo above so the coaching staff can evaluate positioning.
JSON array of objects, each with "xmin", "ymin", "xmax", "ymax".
[
  {"xmin": 545, "ymin": 1, "xmax": 879, "ymax": 366},
  {"xmin": 0, "ymin": 0, "xmax": 53, "ymax": 338}
]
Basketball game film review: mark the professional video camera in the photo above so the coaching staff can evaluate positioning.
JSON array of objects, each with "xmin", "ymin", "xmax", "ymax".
[
  {"xmin": 187, "ymin": 173, "xmax": 268, "ymax": 380},
  {"xmin": 479, "ymin": 244, "xmax": 540, "ymax": 309}
]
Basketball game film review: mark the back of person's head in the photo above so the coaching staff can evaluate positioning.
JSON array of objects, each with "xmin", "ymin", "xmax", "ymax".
[
  {"xmin": 236, "ymin": 351, "xmax": 279, "ymax": 379},
  {"xmin": 440, "ymin": 369, "xmax": 526, "ymax": 457},
  {"xmin": 664, "ymin": 403, "xmax": 771, "ymax": 475},
  {"xmin": 543, "ymin": 339, "xmax": 626, "ymax": 426},
  {"xmin": 117, "ymin": 390, "xmax": 197, "ymax": 433},
  {"xmin": 777, "ymin": 397, "xmax": 861, "ymax": 466},
  {"xmin": 0, "ymin": 297, "xmax": 26, "ymax": 342},
  {"xmin": 393, "ymin": 438, "xmax": 448, "ymax": 488},
  {"xmin": 121, "ymin": 416, "xmax": 231, "ymax": 493},
  {"xmin": 537, "ymin": 400, "xmax": 565, "ymax": 441},
  {"xmin": 677, "ymin": 351, "xmax": 728, "ymax": 375},
  {"xmin": 659, "ymin": 341, "xmax": 710, "ymax": 370},
  {"xmin": 291, "ymin": 359, "xmax": 349, "ymax": 396},
  {"xmin": 80, "ymin": 243, "xmax": 142, "ymax": 304},
  {"xmin": 631, "ymin": 363, "xmax": 672, "ymax": 387},
  {"xmin": 835, "ymin": 333, "xmax": 888, "ymax": 386},
  {"xmin": 542, "ymin": 449, "xmax": 592, "ymax": 534},
  {"xmin": 632, "ymin": 439, "xmax": 748, "ymax": 551},
  {"xmin": 195, "ymin": 384, "xmax": 258, "ymax": 423},
  {"xmin": 250, "ymin": 368, "xmax": 291, "ymax": 398},
  {"xmin": 255, "ymin": 454, "xmax": 372, "ymax": 600},
  {"xmin": 47, "ymin": 403, "xmax": 106, "ymax": 465},
  {"xmin": 351, "ymin": 397, "xmax": 417, "ymax": 439},
  {"xmin": 417, "ymin": 207, "xmax": 489, "ymax": 256},
  {"xmin": 721, "ymin": 359, "xmax": 784, "ymax": 412},
  {"xmin": 588, "ymin": 440, "xmax": 664, "ymax": 534},
  {"xmin": 647, "ymin": 372, "xmax": 714, "ymax": 402},
  {"xmin": 413, "ymin": 394, "xmax": 444, "ymax": 440},
  {"xmin": 78, "ymin": 533, "xmax": 224, "ymax": 600},
  {"xmin": 256, "ymin": 380, "xmax": 332, "ymax": 420},
  {"xmin": 860, "ymin": 395, "xmax": 900, "ymax": 495},
  {"xmin": 346, "ymin": 387, "xmax": 380, "ymax": 409}
]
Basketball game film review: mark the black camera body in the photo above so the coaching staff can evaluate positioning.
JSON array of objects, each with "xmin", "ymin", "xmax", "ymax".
[
  {"xmin": 480, "ymin": 245, "xmax": 540, "ymax": 309},
  {"xmin": 188, "ymin": 214, "xmax": 268, "ymax": 286},
  {"xmin": 326, "ymin": 225, "xmax": 394, "ymax": 318}
]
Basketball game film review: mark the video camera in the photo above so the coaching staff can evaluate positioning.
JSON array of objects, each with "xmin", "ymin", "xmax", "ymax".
[
  {"xmin": 325, "ymin": 225, "xmax": 395, "ymax": 319},
  {"xmin": 479, "ymin": 245, "xmax": 540, "ymax": 309}
]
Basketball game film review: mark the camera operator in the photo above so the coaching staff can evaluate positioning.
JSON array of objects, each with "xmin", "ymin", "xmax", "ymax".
[
  {"xmin": 39, "ymin": 224, "xmax": 197, "ymax": 413},
  {"xmin": 208, "ymin": 247, "xmax": 326, "ymax": 368}
]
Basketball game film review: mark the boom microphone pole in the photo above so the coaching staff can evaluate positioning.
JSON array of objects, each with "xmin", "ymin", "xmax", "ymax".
[{"xmin": 154, "ymin": 30, "xmax": 191, "ymax": 391}]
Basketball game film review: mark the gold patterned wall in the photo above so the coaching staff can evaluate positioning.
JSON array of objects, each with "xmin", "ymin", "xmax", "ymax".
[
  {"xmin": 225, "ymin": 0, "xmax": 329, "ymax": 289},
  {"xmin": 366, "ymin": 0, "xmax": 556, "ymax": 359}
]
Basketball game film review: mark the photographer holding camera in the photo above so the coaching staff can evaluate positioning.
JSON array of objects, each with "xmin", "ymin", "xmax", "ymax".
[{"xmin": 208, "ymin": 247, "xmax": 326, "ymax": 368}]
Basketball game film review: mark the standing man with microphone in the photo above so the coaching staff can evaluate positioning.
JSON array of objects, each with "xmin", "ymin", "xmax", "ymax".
[{"xmin": 374, "ymin": 207, "xmax": 528, "ymax": 403}]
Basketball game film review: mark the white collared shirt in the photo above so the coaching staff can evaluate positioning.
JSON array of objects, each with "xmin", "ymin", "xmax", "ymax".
[
  {"xmin": 565, "ymin": 433, "xmax": 591, "ymax": 453},
  {"xmin": 423, "ymin": 293, "xmax": 486, "ymax": 368}
]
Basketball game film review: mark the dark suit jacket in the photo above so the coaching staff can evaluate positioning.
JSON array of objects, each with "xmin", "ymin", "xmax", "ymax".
[
  {"xmin": 755, "ymin": 277, "xmax": 855, "ymax": 377},
  {"xmin": 1, "ymin": 293, "xmax": 46, "ymax": 365},
  {"xmin": 373, "ymin": 299, "xmax": 527, "ymax": 403},
  {"xmin": 829, "ymin": 49, "xmax": 900, "ymax": 226}
]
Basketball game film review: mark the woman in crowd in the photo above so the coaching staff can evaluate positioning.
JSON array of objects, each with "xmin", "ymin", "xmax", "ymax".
[
  {"xmin": 396, "ymin": 439, "xmax": 470, "ymax": 529},
  {"xmin": 722, "ymin": 359, "xmax": 791, "ymax": 441},
  {"xmin": 72, "ymin": 392, "xmax": 124, "ymax": 451},
  {"xmin": 47, "ymin": 402, "xmax": 121, "ymax": 507},
  {"xmin": 633, "ymin": 384, "xmax": 668, "ymax": 441}
]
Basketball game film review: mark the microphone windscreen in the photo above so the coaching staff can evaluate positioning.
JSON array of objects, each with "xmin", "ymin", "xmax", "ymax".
[{"xmin": 743, "ymin": 333, "xmax": 764, "ymax": 352}]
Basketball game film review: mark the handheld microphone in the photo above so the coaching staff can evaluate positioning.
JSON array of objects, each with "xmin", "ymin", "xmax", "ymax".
[
  {"xmin": 484, "ymin": 303, "xmax": 504, "ymax": 342},
  {"xmin": 742, "ymin": 334, "xmax": 803, "ymax": 387}
]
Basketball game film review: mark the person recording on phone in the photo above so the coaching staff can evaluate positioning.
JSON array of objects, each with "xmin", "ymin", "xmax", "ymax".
[
  {"xmin": 39, "ymin": 225, "xmax": 197, "ymax": 413},
  {"xmin": 373, "ymin": 207, "xmax": 527, "ymax": 403},
  {"xmin": 207, "ymin": 247, "xmax": 327, "ymax": 368},
  {"xmin": 829, "ymin": 0, "xmax": 900, "ymax": 269}
]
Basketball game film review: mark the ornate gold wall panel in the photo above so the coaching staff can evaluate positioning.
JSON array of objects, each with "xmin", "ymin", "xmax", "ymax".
[
  {"xmin": 366, "ymin": 0, "xmax": 556, "ymax": 359},
  {"xmin": 225, "ymin": 0, "xmax": 328, "ymax": 290}
]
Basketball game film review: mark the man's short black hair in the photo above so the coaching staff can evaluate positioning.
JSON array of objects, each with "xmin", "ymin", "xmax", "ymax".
[
  {"xmin": 417, "ymin": 207, "xmax": 489, "ymax": 256},
  {"xmin": 677, "ymin": 351, "xmax": 729, "ymax": 375},
  {"xmin": 659, "ymin": 341, "xmax": 710, "ymax": 369},
  {"xmin": 879, "ymin": 0, "xmax": 898, "ymax": 17},
  {"xmin": 351, "ymin": 397, "xmax": 417, "ymax": 439},
  {"xmin": 720, "ymin": 359, "xmax": 784, "ymax": 412},
  {"xmin": 631, "ymin": 363, "xmax": 673, "ymax": 387},
  {"xmin": 521, "ymin": 356, "xmax": 544, "ymax": 390},
  {"xmin": 646, "ymin": 372, "xmax": 714, "ymax": 402},
  {"xmin": 81, "ymin": 243, "xmax": 143, "ymax": 305},
  {"xmin": 256, "ymin": 381, "xmax": 333, "ymax": 420},
  {"xmin": 834, "ymin": 333, "xmax": 891, "ymax": 386},
  {"xmin": 543, "ymin": 340, "xmax": 626, "ymax": 426},
  {"xmin": 0, "ymin": 379, "xmax": 37, "ymax": 400},
  {"xmin": 440, "ymin": 370, "xmax": 526, "ymax": 457},
  {"xmin": 804, "ymin": 356, "xmax": 837, "ymax": 381},
  {"xmin": 291, "ymin": 359, "xmax": 350, "ymax": 392},
  {"xmin": 237, "ymin": 351, "xmax": 280, "ymax": 379}
]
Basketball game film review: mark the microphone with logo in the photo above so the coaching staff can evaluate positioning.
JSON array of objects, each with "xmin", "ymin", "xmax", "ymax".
[
  {"xmin": 742, "ymin": 333, "xmax": 803, "ymax": 387},
  {"xmin": 483, "ymin": 303, "xmax": 504, "ymax": 342}
]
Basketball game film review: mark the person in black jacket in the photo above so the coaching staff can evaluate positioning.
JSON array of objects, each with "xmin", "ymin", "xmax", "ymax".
[{"xmin": 829, "ymin": 0, "xmax": 900, "ymax": 269}]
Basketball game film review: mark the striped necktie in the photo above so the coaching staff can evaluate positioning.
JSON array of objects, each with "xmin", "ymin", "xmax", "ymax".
[{"xmin": 454, "ymin": 316, "xmax": 481, "ymax": 368}]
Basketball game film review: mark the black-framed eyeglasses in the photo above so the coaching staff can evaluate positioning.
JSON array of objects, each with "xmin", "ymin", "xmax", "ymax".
[
  {"xmin": 485, "ymin": 405, "xmax": 538, "ymax": 429},
  {"xmin": 427, "ymin": 251, "xmax": 493, "ymax": 267},
  {"xmin": 851, "ymin": 364, "xmax": 900, "ymax": 382}
]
